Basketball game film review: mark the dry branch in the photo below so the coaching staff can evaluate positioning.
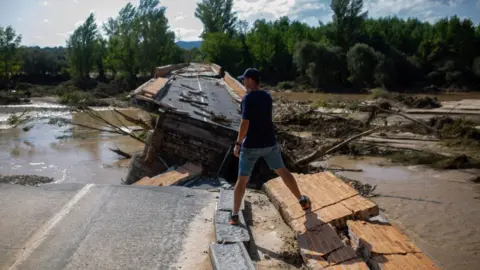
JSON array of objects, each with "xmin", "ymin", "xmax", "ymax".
[
  {"xmin": 373, "ymin": 106, "xmax": 441, "ymax": 138},
  {"xmin": 113, "ymin": 109, "xmax": 152, "ymax": 130},
  {"xmin": 295, "ymin": 127, "xmax": 381, "ymax": 166},
  {"xmin": 109, "ymin": 148, "xmax": 132, "ymax": 159}
]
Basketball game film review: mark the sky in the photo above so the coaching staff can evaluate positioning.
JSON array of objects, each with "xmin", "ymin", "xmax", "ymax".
[{"xmin": 0, "ymin": 0, "xmax": 479, "ymax": 47}]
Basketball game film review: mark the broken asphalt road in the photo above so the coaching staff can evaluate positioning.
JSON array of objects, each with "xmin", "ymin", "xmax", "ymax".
[{"xmin": 0, "ymin": 183, "xmax": 216, "ymax": 270}]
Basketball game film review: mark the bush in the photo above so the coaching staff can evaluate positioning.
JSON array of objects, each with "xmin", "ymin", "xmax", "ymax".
[
  {"xmin": 370, "ymin": 88, "xmax": 391, "ymax": 99},
  {"xmin": 277, "ymin": 81, "xmax": 296, "ymax": 90},
  {"xmin": 59, "ymin": 91, "xmax": 108, "ymax": 106},
  {"xmin": 294, "ymin": 41, "xmax": 347, "ymax": 88},
  {"xmin": 347, "ymin": 43, "xmax": 380, "ymax": 87}
]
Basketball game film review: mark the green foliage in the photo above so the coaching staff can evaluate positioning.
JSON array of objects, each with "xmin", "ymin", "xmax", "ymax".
[
  {"xmin": 196, "ymin": 0, "xmax": 480, "ymax": 91},
  {"xmin": 195, "ymin": 0, "xmax": 237, "ymax": 37},
  {"xmin": 201, "ymin": 32, "xmax": 242, "ymax": 73},
  {"xmin": 330, "ymin": 0, "xmax": 367, "ymax": 48},
  {"xmin": 59, "ymin": 90, "xmax": 108, "ymax": 106},
  {"xmin": 2, "ymin": 0, "xmax": 480, "ymax": 94},
  {"xmin": 293, "ymin": 41, "xmax": 347, "ymax": 88},
  {"xmin": 67, "ymin": 13, "xmax": 98, "ymax": 81},
  {"xmin": 277, "ymin": 81, "xmax": 296, "ymax": 90},
  {"xmin": 347, "ymin": 43, "xmax": 380, "ymax": 87},
  {"xmin": 0, "ymin": 26, "xmax": 22, "ymax": 81},
  {"xmin": 102, "ymin": 0, "xmax": 180, "ymax": 86},
  {"xmin": 370, "ymin": 87, "xmax": 390, "ymax": 99}
]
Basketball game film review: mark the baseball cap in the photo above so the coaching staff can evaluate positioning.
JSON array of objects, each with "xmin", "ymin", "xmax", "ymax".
[{"xmin": 237, "ymin": 68, "xmax": 260, "ymax": 82}]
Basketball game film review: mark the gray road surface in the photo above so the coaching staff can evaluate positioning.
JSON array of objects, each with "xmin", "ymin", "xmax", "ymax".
[
  {"xmin": 0, "ymin": 183, "xmax": 216, "ymax": 270},
  {"xmin": 159, "ymin": 75, "xmax": 241, "ymax": 130}
]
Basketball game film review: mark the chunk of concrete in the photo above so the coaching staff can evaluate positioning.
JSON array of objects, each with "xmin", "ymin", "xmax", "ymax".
[
  {"xmin": 217, "ymin": 189, "xmax": 244, "ymax": 211},
  {"xmin": 215, "ymin": 209, "xmax": 246, "ymax": 225},
  {"xmin": 215, "ymin": 210, "xmax": 250, "ymax": 244},
  {"xmin": 209, "ymin": 243, "xmax": 255, "ymax": 270}
]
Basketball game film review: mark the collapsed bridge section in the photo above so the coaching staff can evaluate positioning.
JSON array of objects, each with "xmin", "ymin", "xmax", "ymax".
[{"xmin": 125, "ymin": 63, "xmax": 260, "ymax": 185}]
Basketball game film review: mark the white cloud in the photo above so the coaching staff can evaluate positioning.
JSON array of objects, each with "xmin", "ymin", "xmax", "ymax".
[
  {"xmin": 17, "ymin": 18, "xmax": 23, "ymax": 22},
  {"xmin": 34, "ymin": 36, "xmax": 45, "ymax": 40},
  {"xmin": 363, "ymin": 0, "xmax": 454, "ymax": 21},
  {"xmin": 42, "ymin": 1, "xmax": 49, "ymax": 6},
  {"xmin": 56, "ymin": 31, "xmax": 74, "ymax": 38},
  {"xmin": 233, "ymin": 0, "xmax": 328, "ymax": 25},
  {"xmin": 173, "ymin": 28, "xmax": 202, "ymax": 41},
  {"xmin": 43, "ymin": 19, "xmax": 49, "ymax": 23},
  {"xmin": 74, "ymin": 0, "xmax": 79, "ymax": 3},
  {"xmin": 174, "ymin": 12, "xmax": 187, "ymax": 21},
  {"xmin": 234, "ymin": 0, "xmax": 295, "ymax": 21}
]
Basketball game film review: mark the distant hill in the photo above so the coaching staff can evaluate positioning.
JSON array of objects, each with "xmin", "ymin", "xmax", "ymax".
[{"xmin": 176, "ymin": 41, "xmax": 202, "ymax": 49}]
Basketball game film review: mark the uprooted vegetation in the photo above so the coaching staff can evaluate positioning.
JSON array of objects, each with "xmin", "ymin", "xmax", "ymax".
[
  {"xmin": 371, "ymin": 88, "xmax": 442, "ymax": 109},
  {"xmin": 272, "ymin": 95, "xmax": 480, "ymax": 171}
]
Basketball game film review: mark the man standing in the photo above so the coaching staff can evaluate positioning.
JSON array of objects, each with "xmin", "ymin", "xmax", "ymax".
[{"xmin": 229, "ymin": 68, "xmax": 311, "ymax": 225}]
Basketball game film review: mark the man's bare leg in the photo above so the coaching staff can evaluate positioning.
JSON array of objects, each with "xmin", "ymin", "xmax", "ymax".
[
  {"xmin": 274, "ymin": 167, "xmax": 302, "ymax": 199},
  {"xmin": 232, "ymin": 175, "xmax": 249, "ymax": 215}
]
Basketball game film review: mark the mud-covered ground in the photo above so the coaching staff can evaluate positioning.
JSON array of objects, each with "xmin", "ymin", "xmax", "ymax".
[
  {"xmin": 245, "ymin": 190, "xmax": 305, "ymax": 269},
  {"xmin": 272, "ymin": 93, "xmax": 480, "ymax": 269},
  {"xmin": 273, "ymin": 96, "xmax": 480, "ymax": 169},
  {"xmin": 0, "ymin": 175, "xmax": 54, "ymax": 186}
]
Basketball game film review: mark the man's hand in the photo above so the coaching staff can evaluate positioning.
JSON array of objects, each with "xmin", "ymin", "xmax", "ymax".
[{"xmin": 234, "ymin": 144, "xmax": 240, "ymax": 157}]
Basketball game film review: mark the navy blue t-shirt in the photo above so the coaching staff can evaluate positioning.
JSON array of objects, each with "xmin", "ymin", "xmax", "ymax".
[{"xmin": 240, "ymin": 90, "xmax": 276, "ymax": 148}]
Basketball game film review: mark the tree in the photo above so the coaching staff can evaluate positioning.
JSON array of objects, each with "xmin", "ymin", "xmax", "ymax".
[
  {"xmin": 0, "ymin": 26, "xmax": 22, "ymax": 81},
  {"xmin": 66, "ymin": 13, "xmax": 98, "ymax": 82},
  {"xmin": 347, "ymin": 43, "xmax": 380, "ymax": 87},
  {"xmin": 293, "ymin": 41, "xmax": 347, "ymax": 88},
  {"xmin": 201, "ymin": 32, "xmax": 242, "ymax": 73},
  {"xmin": 330, "ymin": 0, "xmax": 367, "ymax": 48},
  {"xmin": 94, "ymin": 37, "xmax": 107, "ymax": 81},
  {"xmin": 136, "ymin": 0, "xmax": 177, "ymax": 75},
  {"xmin": 195, "ymin": 0, "xmax": 237, "ymax": 36}
]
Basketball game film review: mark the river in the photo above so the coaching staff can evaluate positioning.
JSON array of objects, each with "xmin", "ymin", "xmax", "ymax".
[
  {"xmin": 272, "ymin": 90, "xmax": 480, "ymax": 102},
  {"xmin": 0, "ymin": 102, "xmax": 146, "ymax": 184}
]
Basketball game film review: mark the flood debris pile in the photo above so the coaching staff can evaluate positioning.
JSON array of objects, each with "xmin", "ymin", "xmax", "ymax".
[
  {"xmin": 274, "ymin": 98, "xmax": 365, "ymax": 138},
  {"xmin": 0, "ymin": 175, "xmax": 54, "ymax": 186},
  {"xmin": 271, "ymin": 93, "xmax": 480, "ymax": 174},
  {"xmin": 371, "ymin": 89, "xmax": 442, "ymax": 109}
]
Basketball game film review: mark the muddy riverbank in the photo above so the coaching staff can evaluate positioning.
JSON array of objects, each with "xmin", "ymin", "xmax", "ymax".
[
  {"xmin": 0, "ymin": 102, "xmax": 146, "ymax": 185},
  {"xmin": 319, "ymin": 156, "xmax": 480, "ymax": 270},
  {"xmin": 272, "ymin": 92, "xmax": 480, "ymax": 269}
]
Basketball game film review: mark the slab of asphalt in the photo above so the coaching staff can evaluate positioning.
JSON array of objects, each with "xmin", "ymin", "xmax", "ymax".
[
  {"xmin": 0, "ymin": 183, "xmax": 216, "ymax": 270},
  {"xmin": 158, "ymin": 74, "xmax": 241, "ymax": 130}
]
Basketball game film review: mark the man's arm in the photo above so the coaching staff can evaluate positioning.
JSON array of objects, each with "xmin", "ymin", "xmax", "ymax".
[
  {"xmin": 237, "ymin": 95, "xmax": 251, "ymax": 144},
  {"xmin": 234, "ymin": 96, "xmax": 251, "ymax": 157},
  {"xmin": 236, "ymin": 119, "xmax": 249, "ymax": 145}
]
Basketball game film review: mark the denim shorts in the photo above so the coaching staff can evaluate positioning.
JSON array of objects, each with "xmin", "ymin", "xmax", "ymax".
[{"xmin": 238, "ymin": 143, "xmax": 285, "ymax": 177}]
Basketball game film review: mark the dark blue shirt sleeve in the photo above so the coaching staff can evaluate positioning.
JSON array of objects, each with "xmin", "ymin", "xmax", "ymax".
[{"xmin": 241, "ymin": 95, "xmax": 252, "ymax": 120}]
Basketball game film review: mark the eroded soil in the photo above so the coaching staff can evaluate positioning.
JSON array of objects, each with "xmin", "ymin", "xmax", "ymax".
[{"xmin": 244, "ymin": 190, "xmax": 306, "ymax": 269}]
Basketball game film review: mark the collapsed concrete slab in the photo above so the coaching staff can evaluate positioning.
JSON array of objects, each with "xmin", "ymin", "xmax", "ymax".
[
  {"xmin": 370, "ymin": 253, "xmax": 439, "ymax": 270},
  {"xmin": 217, "ymin": 189, "xmax": 245, "ymax": 212},
  {"xmin": 209, "ymin": 242, "xmax": 255, "ymax": 270},
  {"xmin": 134, "ymin": 163, "xmax": 202, "ymax": 186},
  {"xmin": 347, "ymin": 220, "xmax": 440, "ymax": 269},
  {"xmin": 296, "ymin": 224, "xmax": 369, "ymax": 269},
  {"xmin": 214, "ymin": 210, "xmax": 250, "ymax": 244},
  {"xmin": 264, "ymin": 172, "xmax": 379, "ymax": 230},
  {"xmin": 263, "ymin": 172, "xmax": 379, "ymax": 269}
]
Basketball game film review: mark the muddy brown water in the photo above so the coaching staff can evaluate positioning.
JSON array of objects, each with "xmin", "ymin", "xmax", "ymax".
[
  {"xmin": 272, "ymin": 91, "xmax": 480, "ymax": 102},
  {"xmin": 319, "ymin": 156, "xmax": 480, "ymax": 270},
  {"xmin": 0, "ymin": 104, "xmax": 147, "ymax": 184}
]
